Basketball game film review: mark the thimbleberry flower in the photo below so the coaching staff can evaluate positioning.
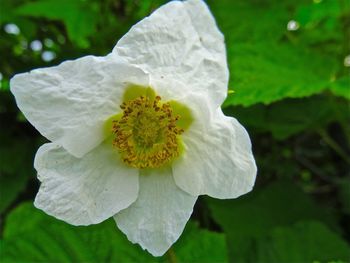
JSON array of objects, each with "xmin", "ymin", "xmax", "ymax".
[{"xmin": 10, "ymin": 0, "xmax": 257, "ymax": 256}]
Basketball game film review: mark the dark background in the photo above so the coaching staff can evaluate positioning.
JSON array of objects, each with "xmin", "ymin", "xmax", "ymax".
[{"xmin": 0, "ymin": 0, "xmax": 349, "ymax": 262}]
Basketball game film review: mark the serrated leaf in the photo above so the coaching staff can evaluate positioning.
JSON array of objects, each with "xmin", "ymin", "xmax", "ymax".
[
  {"xmin": 1, "ymin": 202, "xmax": 228, "ymax": 262},
  {"xmin": 222, "ymin": 42, "xmax": 338, "ymax": 107},
  {"xmin": 208, "ymin": 0, "xmax": 345, "ymax": 106},
  {"xmin": 256, "ymin": 221, "xmax": 350, "ymax": 262}
]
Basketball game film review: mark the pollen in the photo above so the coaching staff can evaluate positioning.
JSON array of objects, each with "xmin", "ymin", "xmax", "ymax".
[{"xmin": 112, "ymin": 93, "xmax": 185, "ymax": 169}]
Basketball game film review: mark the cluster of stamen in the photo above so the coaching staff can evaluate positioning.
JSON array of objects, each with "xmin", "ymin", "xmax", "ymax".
[{"xmin": 112, "ymin": 95, "xmax": 184, "ymax": 169}]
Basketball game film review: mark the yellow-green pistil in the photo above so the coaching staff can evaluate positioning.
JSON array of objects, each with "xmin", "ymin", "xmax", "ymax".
[{"xmin": 110, "ymin": 86, "xmax": 192, "ymax": 169}]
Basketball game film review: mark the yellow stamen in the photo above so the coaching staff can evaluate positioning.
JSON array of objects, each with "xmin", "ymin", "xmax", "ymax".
[{"xmin": 112, "ymin": 91, "xmax": 186, "ymax": 169}]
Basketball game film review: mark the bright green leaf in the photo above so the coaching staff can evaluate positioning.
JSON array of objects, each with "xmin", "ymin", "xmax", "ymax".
[
  {"xmin": 329, "ymin": 75, "xmax": 350, "ymax": 100},
  {"xmin": 207, "ymin": 0, "xmax": 345, "ymax": 106},
  {"xmin": 172, "ymin": 222, "xmax": 227, "ymax": 263},
  {"xmin": 222, "ymin": 42, "xmax": 338, "ymax": 107}
]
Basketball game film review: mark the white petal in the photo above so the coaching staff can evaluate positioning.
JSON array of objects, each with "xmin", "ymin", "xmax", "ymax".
[
  {"xmin": 113, "ymin": 0, "xmax": 228, "ymax": 106},
  {"xmin": 114, "ymin": 168, "xmax": 197, "ymax": 257},
  {"xmin": 11, "ymin": 55, "xmax": 149, "ymax": 158},
  {"xmin": 34, "ymin": 142, "xmax": 139, "ymax": 226},
  {"xmin": 173, "ymin": 107, "xmax": 257, "ymax": 199}
]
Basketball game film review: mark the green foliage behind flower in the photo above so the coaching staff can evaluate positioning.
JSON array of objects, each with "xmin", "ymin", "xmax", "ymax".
[{"xmin": 0, "ymin": 0, "xmax": 349, "ymax": 262}]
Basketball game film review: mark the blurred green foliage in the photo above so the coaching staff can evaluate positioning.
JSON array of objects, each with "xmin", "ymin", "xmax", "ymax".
[{"xmin": 0, "ymin": 0, "xmax": 349, "ymax": 262}]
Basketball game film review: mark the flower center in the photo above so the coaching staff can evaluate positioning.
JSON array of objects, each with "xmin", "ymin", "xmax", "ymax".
[{"xmin": 110, "ymin": 86, "xmax": 192, "ymax": 169}]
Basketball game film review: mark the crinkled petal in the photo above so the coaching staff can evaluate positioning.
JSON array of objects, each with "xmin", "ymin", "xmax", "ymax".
[
  {"xmin": 173, "ymin": 106, "xmax": 257, "ymax": 199},
  {"xmin": 114, "ymin": 168, "xmax": 197, "ymax": 257},
  {"xmin": 113, "ymin": 0, "xmax": 228, "ymax": 106},
  {"xmin": 11, "ymin": 55, "xmax": 149, "ymax": 158},
  {"xmin": 34, "ymin": 142, "xmax": 139, "ymax": 226}
]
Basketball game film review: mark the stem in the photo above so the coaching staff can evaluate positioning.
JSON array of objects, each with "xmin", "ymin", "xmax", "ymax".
[
  {"xmin": 166, "ymin": 247, "xmax": 177, "ymax": 263},
  {"xmin": 318, "ymin": 129, "xmax": 350, "ymax": 165}
]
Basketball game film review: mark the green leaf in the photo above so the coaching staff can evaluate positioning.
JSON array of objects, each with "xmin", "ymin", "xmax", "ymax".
[
  {"xmin": 295, "ymin": 0, "xmax": 345, "ymax": 47},
  {"xmin": 172, "ymin": 222, "xmax": 227, "ymax": 263},
  {"xmin": 1, "ymin": 202, "xmax": 228, "ymax": 262},
  {"xmin": 15, "ymin": 0, "xmax": 99, "ymax": 48},
  {"xmin": 329, "ymin": 75, "xmax": 350, "ymax": 100},
  {"xmin": 222, "ymin": 42, "xmax": 338, "ymax": 107},
  {"xmin": 1, "ymin": 202, "xmax": 154, "ymax": 262},
  {"xmin": 256, "ymin": 221, "xmax": 350, "ymax": 262},
  {"xmin": 225, "ymin": 95, "xmax": 349, "ymax": 140},
  {"xmin": 207, "ymin": 0, "xmax": 345, "ymax": 106},
  {"xmin": 206, "ymin": 181, "xmax": 339, "ymax": 262}
]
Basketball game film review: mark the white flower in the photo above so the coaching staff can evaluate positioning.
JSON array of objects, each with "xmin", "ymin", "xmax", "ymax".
[{"xmin": 10, "ymin": 0, "xmax": 257, "ymax": 257}]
